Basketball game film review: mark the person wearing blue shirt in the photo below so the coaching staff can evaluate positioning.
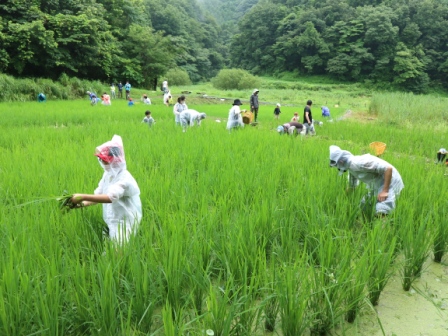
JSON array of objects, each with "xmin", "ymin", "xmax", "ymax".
[{"xmin": 125, "ymin": 81, "xmax": 131, "ymax": 99}]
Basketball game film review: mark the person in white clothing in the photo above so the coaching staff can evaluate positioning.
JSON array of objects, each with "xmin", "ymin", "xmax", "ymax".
[
  {"xmin": 142, "ymin": 94, "xmax": 151, "ymax": 105},
  {"xmin": 226, "ymin": 99, "xmax": 244, "ymax": 130},
  {"xmin": 70, "ymin": 135, "xmax": 142, "ymax": 244},
  {"xmin": 179, "ymin": 109, "xmax": 206, "ymax": 132},
  {"xmin": 329, "ymin": 145, "xmax": 404, "ymax": 216},
  {"xmin": 162, "ymin": 79, "xmax": 168, "ymax": 93},
  {"xmin": 173, "ymin": 95, "xmax": 188, "ymax": 125}
]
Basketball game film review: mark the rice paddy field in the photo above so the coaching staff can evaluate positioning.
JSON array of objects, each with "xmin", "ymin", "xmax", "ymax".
[{"xmin": 1, "ymin": 89, "xmax": 448, "ymax": 336}]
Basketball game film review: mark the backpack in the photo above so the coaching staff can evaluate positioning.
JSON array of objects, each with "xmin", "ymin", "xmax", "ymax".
[{"xmin": 160, "ymin": 83, "xmax": 164, "ymax": 92}]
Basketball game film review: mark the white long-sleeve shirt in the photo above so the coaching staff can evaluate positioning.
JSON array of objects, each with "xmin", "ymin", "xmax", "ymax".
[
  {"xmin": 347, "ymin": 154, "xmax": 404, "ymax": 194},
  {"xmin": 179, "ymin": 109, "xmax": 206, "ymax": 128},
  {"xmin": 94, "ymin": 169, "xmax": 142, "ymax": 243},
  {"xmin": 226, "ymin": 106, "xmax": 244, "ymax": 130}
]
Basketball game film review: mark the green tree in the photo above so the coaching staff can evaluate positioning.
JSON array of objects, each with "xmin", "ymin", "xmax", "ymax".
[
  {"xmin": 122, "ymin": 24, "xmax": 175, "ymax": 88},
  {"xmin": 393, "ymin": 42, "xmax": 428, "ymax": 93},
  {"xmin": 230, "ymin": 2, "xmax": 287, "ymax": 73}
]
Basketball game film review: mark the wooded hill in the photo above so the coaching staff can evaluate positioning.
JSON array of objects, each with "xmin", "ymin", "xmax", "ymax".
[{"xmin": 1, "ymin": 0, "xmax": 448, "ymax": 93}]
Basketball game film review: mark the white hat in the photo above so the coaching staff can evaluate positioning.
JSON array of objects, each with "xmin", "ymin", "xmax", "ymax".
[
  {"xmin": 276, "ymin": 103, "xmax": 281, "ymax": 107},
  {"xmin": 438, "ymin": 148, "xmax": 448, "ymax": 154},
  {"xmin": 253, "ymin": 89, "xmax": 259, "ymax": 94}
]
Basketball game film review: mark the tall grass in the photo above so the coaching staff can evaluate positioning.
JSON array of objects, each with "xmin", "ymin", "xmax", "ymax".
[{"xmin": 0, "ymin": 92, "xmax": 446, "ymax": 335}]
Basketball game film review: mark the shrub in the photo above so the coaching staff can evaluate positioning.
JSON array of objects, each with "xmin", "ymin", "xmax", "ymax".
[
  {"xmin": 164, "ymin": 68, "xmax": 192, "ymax": 86},
  {"xmin": 211, "ymin": 69, "xmax": 260, "ymax": 90}
]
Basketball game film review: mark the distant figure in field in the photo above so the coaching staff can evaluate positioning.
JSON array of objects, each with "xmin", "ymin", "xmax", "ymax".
[
  {"xmin": 162, "ymin": 79, "xmax": 169, "ymax": 94},
  {"xmin": 117, "ymin": 82, "xmax": 123, "ymax": 99},
  {"xmin": 274, "ymin": 103, "xmax": 281, "ymax": 120},
  {"xmin": 101, "ymin": 92, "xmax": 111, "ymax": 105},
  {"xmin": 329, "ymin": 145, "xmax": 404, "ymax": 216},
  {"xmin": 227, "ymin": 99, "xmax": 244, "ymax": 130},
  {"xmin": 110, "ymin": 84, "xmax": 116, "ymax": 99},
  {"xmin": 291, "ymin": 112, "xmax": 300, "ymax": 122},
  {"xmin": 250, "ymin": 89, "xmax": 259, "ymax": 122},
  {"xmin": 173, "ymin": 95, "xmax": 188, "ymax": 125},
  {"xmin": 179, "ymin": 109, "xmax": 206, "ymax": 132},
  {"xmin": 37, "ymin": 93, "xmax": 46, "ymax": 103},
  {"xmin": 303, "ymin": 100, "xmax": 315, "ymax": 135},
  {"xmin": 87, "ymin": 91, "xmax": 98, "ymax": 106},
  {"xmin": 437, "ymin": 148, "xmax": 448, "ymax": 165},
  {"xmin": 142, "ymin": 94, "xmax": 151, "ymax": 105},
  {"xmin": 69, "ymin": 135, "xmax": 142, "ymax": 244},
  {"xmin": 277, "ymin": 121, "xmax": 305, "ymax": 135},
  {"xmin": 164, "ymin": 90, "xmax": 172, "ymax": 107},
  {"xmin": 322, "ymin": 106, "xmax": 331, "ymax": 118},
  {"xmin": 125, "ymin": 81, "xmax": 131, "ymax": 100},
  {"xmin": 128, "ymin": 98, "xmax": 134, "ymax": 106},
  {"xmin": 142, "ymin": 110, "xmax": 155, "ymax": 127}
]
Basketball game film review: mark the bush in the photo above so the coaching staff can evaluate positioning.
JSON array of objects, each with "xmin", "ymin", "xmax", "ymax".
[
  {"xmin": 211, "ymin": 69, "xmax": 260, "ymax": 90},
  {"xmin": 164, "ymin": 68, "xmax": 192, "ymax": 86}
]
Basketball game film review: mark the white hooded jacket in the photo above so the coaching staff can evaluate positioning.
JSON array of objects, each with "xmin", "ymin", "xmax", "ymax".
[
  {"xmin": 329, "ymin": 145, "xmax": 404, "ymax": 195},
  {"xmin": 94, "ymin": 135, "xmax": 142, "ymax": 242},
  {"xmin": 179, "ymin": 109, "xmax": 206, "ymax": 128}
]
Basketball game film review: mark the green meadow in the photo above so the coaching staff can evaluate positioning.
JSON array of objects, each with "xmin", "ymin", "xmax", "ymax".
[{"xmin": 0, "ymin": 88, "xmax": 447, "ymax": 335}]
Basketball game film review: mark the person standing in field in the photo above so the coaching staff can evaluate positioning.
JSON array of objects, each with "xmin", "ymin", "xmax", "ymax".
[
  {"xmin": 291, "ymin": 112, "xmax": 300, "ymax": 122},
  {"xmin": 110, "ymin": 83, "xmax": 116, "ymax": 99},
  {"xmin": 227, "ymin": 99, "xmax": 244, "ymax": 130},
  {"xmin": 125, "ymin": 81, "xmax": 131, "ymax": 100},
  {"xmin": 142, "ymin": 110, "xmax": 155, "ymax": 127},
  {"xmin": 162, "ymin": 79, "xmax": 168, "ymax": 93},
  {"xmin": 173, "ymin": 95, "xmax": 188, "ymax": 125},
  {"xmin": 303, "ymin": 100, "xmax": 315, "ymax": 135},
  {"xmin": 117, "ymin": 82, "xmax": 123, "ymax": 99},
  {"xmin": 274, "ymin": 103, "xmax": 281, "ymax": 120},
  {"xmin": 250, "ymin": 89, "xmax": 259, "ymax": 122},
  {"xmin": 69, "ymin": 135, "xmax": 142, "ymax": 244},
  {"xmin": 329, "ymin": 145, "xmax": 404, "ymax": 216}
]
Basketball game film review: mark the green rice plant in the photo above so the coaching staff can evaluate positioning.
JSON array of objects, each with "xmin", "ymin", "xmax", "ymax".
[
  {"xmin": 366, "ymin": 222, "xmax": 397, "ymax": 306},
  {"xmin": 203, "ymin": 276, "xmax": 240, "ymax": 336},
  {"xmin": 433, "ymin": 202, "xmax": 448, "ymax": 263},
  {"xmin": 261, "ymin": 258, "xmax": 279, "ymax": 332},
  {"xmin": 343, "ymin": 235, "xmax": 369, "ymax": 323},
  {"xmin": 276, "ymin": 259, "xmax": 312, "ymax": 336},
  {"xmin": 307, "ymin": 229, "xmax": 355, "ymax": 335},
  {"xmin": 162, "ymin": 300, "xmax": 190, "ymax": 336},
  {"xmin": 399, "ymin": 210, "xmax": 434, "ymax": 291}
]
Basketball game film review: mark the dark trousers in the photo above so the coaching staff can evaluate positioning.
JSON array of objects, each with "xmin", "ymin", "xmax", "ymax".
[
  {"xmin": 437, "ymin": 153, "xmax": 446, "ymax": 163},
  {"xmin": 251, "ymin": 107, "xmax": 259, "ymax": 121}
]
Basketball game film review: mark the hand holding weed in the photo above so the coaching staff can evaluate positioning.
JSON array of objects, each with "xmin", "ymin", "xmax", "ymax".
[{"xmin": 69, "ymin": 194, "xmax": 84, "ymax": 208}]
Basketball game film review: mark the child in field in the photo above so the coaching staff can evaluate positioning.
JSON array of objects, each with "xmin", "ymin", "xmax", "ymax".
[
  {"xmin": 128, "ymin": 98, "xmax": 134, "ymax": 106},
  {"xmin": 142, "ymin": 94, "xmax": 151, "ymax": 105},
  {"xmin": 87, "ymin": 91, "xmax": 97, "ymax": 106},
  {"xmin": 274, "ymin": 103, "xmax": 281, "ymax": 120},
  {"xmin": 101, "ymin": 92, "xmax": 111, "ymax": 106},
  {"xmin": 70, "ymin": 135, "xmax": 142, "ymax": 244},
  {"xmin": 142, "ymin": 110, "xmax": 155, "ymax": 127},
  {"xmin": 291, "ymin": 112, "xmax": 299, "ymax": 122}
]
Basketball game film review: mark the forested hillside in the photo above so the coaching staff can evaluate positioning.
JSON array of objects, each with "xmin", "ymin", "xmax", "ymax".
[
  {"xmin": 230, "ymin": 0, "xmax": 448, "ymax": 92},
  {"xmin": 0, "ymin": 0, "xmax": 225, "ymax": 87},
  {"xmin": 2, "ymin": 0, "xmax": 448, "ymax": 93}
]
